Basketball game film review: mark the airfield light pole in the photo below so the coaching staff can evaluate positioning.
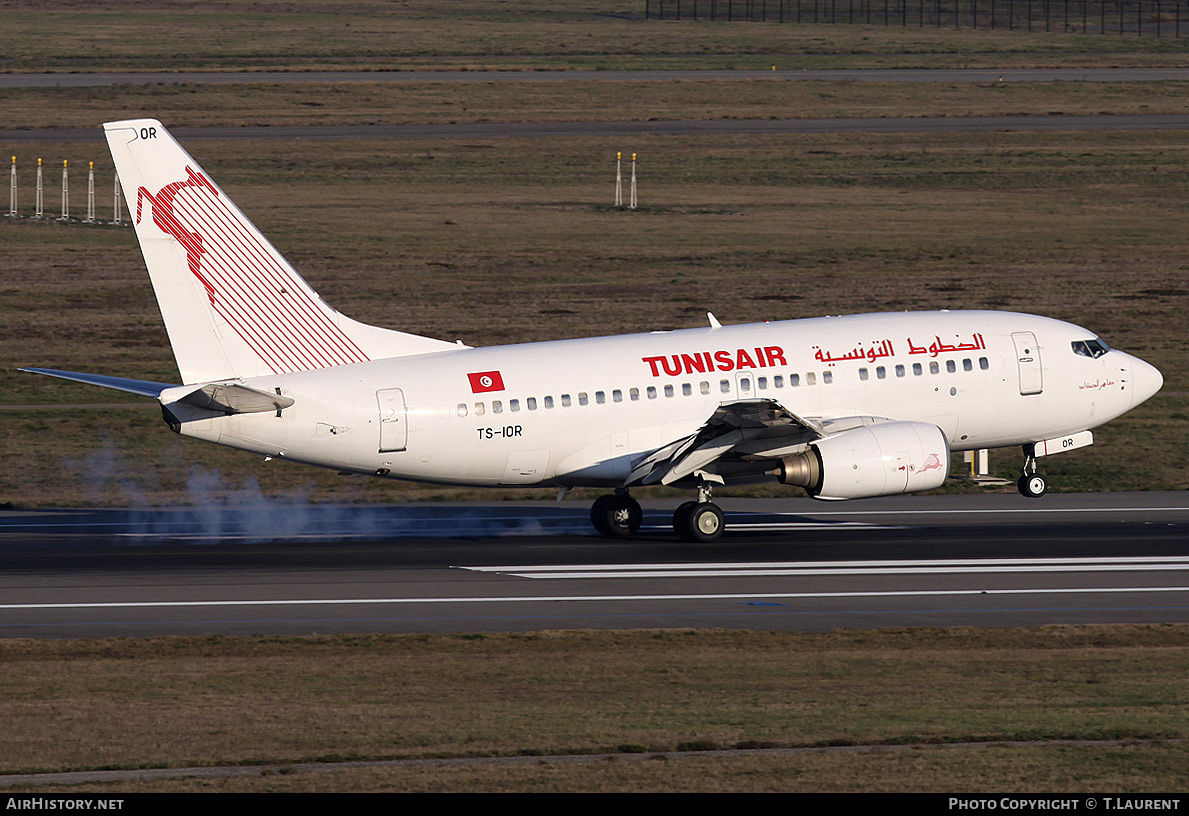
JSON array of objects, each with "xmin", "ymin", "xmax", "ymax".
[
  {"xmin": 8, "ymin": 157, "xmax": 15, "ymax": 217},
  {"xmin": 85, "ymin": 161, "xmax": 96, "ymax": 223},
  {"xmin": 615, "ymin": 151, "xmax": 623, "ymax": 207},
  {"xmin": 630, "ymin": 152, "xmax": 638, "ymax": 210},
  {"xmin": 35, "ymin": 158, "xmax": 43, "ymax": 218},
  {"xmin": 59, "ymin": 159, "xmax": 69, "ymax": 221},
  {"xmin": 113, "ymin": 171, "xmax": 123, "ymax": 225}
]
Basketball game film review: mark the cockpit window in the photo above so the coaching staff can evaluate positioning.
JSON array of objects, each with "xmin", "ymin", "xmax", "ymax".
[{"xmin": 1071, "ymin": 338, "xmax": 1110, "ymax": 359}]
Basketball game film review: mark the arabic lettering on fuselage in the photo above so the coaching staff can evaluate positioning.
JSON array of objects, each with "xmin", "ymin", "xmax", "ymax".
[
  {"xmin": 812, "ymin": 339, "xmax": 895, "ymax": 367},
  {"xmin": 813, "ymin": 334, "xmax": 985, "ymax": 366},
  {"xmin": 906, "ymin": 333, "xmax": 986, "ymax": 358}
]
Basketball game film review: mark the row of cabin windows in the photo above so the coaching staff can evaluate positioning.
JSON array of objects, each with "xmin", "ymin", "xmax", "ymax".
[
  {"xmin": 857, "ymin": 356, "xmax": 990, "ymax": 381},
  {"xmin": 457, "ymin": 370, "xmax": 832, "ymax": 418},
  {"xmin": 455, "ymin": 357, "xmax": 990, "ymax": 417}
]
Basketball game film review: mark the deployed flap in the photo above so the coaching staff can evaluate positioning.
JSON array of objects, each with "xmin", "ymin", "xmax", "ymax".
[
  {"xmin": 627, "ymin": 399, "xmax": 824, "ymax": 487},
  {"xmin": 165, "ymin": 382, "xmax": 295, "ymax": 414}
]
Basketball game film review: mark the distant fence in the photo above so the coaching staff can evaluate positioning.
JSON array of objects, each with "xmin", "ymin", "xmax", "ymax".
[{"xmin": 644, "ymin": 0, "xmax": 1187, "ymax": 36}]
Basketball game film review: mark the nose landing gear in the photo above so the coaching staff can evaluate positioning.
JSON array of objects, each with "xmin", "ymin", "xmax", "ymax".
[{"xmin": 1018, "ymin": 444, "xmax": 1047, "ymax": 498}]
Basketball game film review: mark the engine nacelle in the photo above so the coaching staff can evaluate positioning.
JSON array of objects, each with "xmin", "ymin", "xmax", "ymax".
[{"xmin": 779, "ymin": 421, "xmax": 950, "ymax": 500}]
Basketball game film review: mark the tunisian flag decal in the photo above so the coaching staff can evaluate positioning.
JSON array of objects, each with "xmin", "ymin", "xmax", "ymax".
[{"xmin": 467, "ymin": 370, "xmax": 505, "ymax": 393}]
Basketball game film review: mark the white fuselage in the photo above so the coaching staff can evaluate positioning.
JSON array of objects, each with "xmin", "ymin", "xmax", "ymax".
[{"xmin": 168, "ymin": 310, "xmax": 1160, "ymax": 490}]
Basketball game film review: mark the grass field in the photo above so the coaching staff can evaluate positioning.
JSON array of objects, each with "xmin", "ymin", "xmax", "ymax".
[
  {"xmin": 1, "ymin": 0, "xmax": 1187, "ymax": 793},
  {"xmin": 5, "ymin": 0, "xmax": 1189, "ymax": 72},
  {"xmin": 5, "ymin": 627, "xmax": 1189, "ymax": 792}
]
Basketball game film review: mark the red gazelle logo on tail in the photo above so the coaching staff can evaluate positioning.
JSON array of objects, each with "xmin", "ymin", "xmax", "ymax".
[{"xmin": 137, "ymin": 167, "xmax": 220, "ymax": 304}]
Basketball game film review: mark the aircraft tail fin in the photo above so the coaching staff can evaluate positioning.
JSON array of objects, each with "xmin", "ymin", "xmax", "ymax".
[{"xmin": 104, "ymin": 118, "xmax": 461, "ymax": 384}]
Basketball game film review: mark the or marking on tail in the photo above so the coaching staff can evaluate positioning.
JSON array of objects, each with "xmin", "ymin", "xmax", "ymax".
[{"xmin": 136, "ymin": 167, "xmax": 371, "ymax": 374}]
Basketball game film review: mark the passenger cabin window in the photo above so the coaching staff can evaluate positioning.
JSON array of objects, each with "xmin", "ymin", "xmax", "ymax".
[
  {"xmin": 545, "ymin": 396, "xmax": 555, "ymax": 409},
  {"xmin": 474, "ymin": 402, "xmax": 486, "ymax": 416}
]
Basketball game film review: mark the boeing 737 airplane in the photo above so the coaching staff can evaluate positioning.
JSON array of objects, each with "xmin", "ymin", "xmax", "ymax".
[{"xmin": 22, "ymin": 119, "xmax": 1164, "ymax": 541}]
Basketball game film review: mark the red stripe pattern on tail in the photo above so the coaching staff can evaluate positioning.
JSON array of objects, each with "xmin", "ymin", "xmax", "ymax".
[{"xmin": 136, "ymin": 166, "xmax": 370, "ymax": 374}]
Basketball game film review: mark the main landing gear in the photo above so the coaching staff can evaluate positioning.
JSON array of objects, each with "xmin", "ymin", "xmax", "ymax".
[
  {"xmin": 589, "ymin": 482, "xmax": 727, "ymax": 542},
  {"xmin": 673, "ymin": 480, "xmax": 725, "ymax": 543},
  {"xmin": 1017, "ymin": 444, "xmax": 1047, "ymax": 499},
  {"xmin": 589, "ymin": 489, "xmax": 643, "ymax": 537}
]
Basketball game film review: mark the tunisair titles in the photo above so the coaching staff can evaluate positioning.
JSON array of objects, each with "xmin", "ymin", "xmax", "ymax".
[{"xmin": 639, "ymin": 334, "xmax": 987, "ymax": 376}]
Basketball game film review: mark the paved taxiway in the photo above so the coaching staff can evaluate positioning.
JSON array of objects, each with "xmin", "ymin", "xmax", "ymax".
[
  {"xmin": 7, "ymin": 114, "xmax": 1189, "ymax": 146},
  {"xmin": 6, "ymin": 67, "xmax": 1189, "ymax": 144},
  {"xmin": 1, "ymin": 493, "xmax": 1185, "ymax": 638},
  {"xmin": 6, "ymin": 68, "xmax": 1189, "ymax": 87}
]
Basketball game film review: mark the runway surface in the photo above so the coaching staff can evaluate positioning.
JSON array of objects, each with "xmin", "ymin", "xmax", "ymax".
[{"xmin": 1, "ymin": 493, "xmax": 1186, "ymax": 638}]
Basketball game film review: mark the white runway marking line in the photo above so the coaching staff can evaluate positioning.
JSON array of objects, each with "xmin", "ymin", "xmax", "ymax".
[
  {"xmin": 4, "ymin": 585, "xmax": 1189, "ymax": 611},
  {"xmin": 640, "ymin": 521, "xmax": 900, "ymax": 532},
  {"xmin": 797, "ymin": 506, "xmax": 1189, "ymax": 515},
  {"xmin": 461, "ymin": 556, "xmax": 1189, "ymax": 580}
]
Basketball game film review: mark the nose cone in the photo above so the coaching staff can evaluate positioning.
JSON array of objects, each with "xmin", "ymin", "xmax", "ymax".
[{"xmin": 1130, "ymin": 356, "xmax": 1164, "ymax": 408}]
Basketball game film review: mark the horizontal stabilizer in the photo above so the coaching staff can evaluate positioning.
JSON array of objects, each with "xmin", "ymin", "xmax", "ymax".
[
  {"xmin": 19, "ymin": 367, "xmax": 177, "ymax": 398},
  {"xmin": 165, "ymin": 382, "xmax": 295, "ymax": 415}
]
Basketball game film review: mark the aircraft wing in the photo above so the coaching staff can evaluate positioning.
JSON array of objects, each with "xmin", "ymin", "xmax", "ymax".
[{"xmin": 626, "ymin": 399, "xmax": 825, "ymax": 487}]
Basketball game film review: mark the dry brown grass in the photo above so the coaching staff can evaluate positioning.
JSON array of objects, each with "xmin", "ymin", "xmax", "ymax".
[
  {"xmin": 9, "ymin": 79, "xmax": 1189, "ymax": 131},
  {"xmin": 4, "ymin": 626, "xmax": 1189, "ymax": 791},
  {"xmin": 4, "ymin": 0, "xmax": 1189, "ymax": 74}
]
